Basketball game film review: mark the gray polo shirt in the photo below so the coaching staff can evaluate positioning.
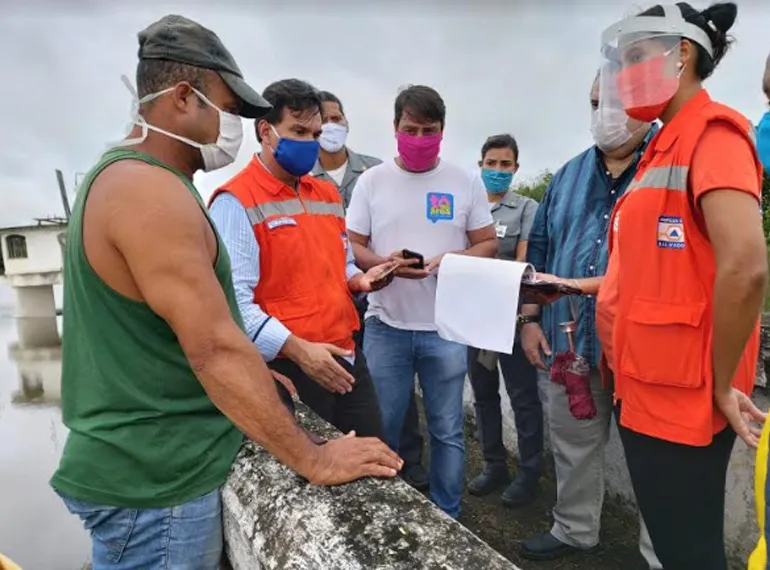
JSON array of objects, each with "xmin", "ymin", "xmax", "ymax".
[
  {"xmin": 490, "ymin": 191, "xmax": 539, "ymax": 260},
  {"xmin": 311, "ymin": 148, "xmax": 382, "ymax": 209}
]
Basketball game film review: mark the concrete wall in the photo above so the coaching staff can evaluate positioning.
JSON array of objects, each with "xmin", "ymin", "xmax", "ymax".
[
  {"xmin": 223, "ymin": 403, "xmax": 521, "ymax": 570},
  {"xmin": 462, "ymin": 321, "xmax": 770, "ymax": 564}
]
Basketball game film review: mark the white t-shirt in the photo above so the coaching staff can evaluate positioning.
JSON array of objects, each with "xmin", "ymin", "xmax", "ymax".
[
  {"xmin": 327, "ymin": 161, "xmax": 348, "ymax": 186},
  {"xmin": 346, "ymin": 159, "xmax": 494, "ymax": 331}
]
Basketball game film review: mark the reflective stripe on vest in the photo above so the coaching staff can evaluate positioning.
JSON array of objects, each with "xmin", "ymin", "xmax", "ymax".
[
  {"xmin": 245, "ymin": 199, "xmax": 345, "ymax": 225},
  {"xmin": 627, "ymin": 165, "xmax": 689, "ymax": 193}
]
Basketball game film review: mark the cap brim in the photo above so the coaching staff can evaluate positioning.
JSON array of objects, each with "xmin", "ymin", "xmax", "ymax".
[{"xmin": 220, "ymin": 71, "xmax": 272, "ymax": 119}]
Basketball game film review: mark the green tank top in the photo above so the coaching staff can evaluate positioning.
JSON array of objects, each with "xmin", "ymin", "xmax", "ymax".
[{"xmin": 50, "ymin": 148, "xmax": 245, "ymax": 508}]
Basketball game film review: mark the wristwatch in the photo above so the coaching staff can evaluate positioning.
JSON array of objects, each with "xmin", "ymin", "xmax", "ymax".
[{"xmin": 518, "ymin": 314, "xmax": 540, "ymax": 326}]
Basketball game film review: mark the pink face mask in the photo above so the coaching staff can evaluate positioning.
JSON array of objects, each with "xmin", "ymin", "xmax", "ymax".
[{"xmin": 397, "ymin": 132, "xmax": 442, "ymax": 172}]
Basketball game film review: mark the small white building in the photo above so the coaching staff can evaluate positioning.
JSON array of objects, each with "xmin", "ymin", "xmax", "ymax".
[
  {"xmin": 0, "ymin": 218, "xmax": 67, "ymax": 349},
  {"xmin": 0, "ymin": 218, "xmax": 67, "ymax": 287}
]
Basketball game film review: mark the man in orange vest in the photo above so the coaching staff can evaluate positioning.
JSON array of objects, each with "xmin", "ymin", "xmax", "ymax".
[{"xmin": 209, "ymin": 78, "xmax": 398, "ymax": 439}]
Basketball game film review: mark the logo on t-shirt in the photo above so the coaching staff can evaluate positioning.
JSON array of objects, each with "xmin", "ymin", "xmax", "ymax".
[
  {"xmin": 426, "ymin": 192, "xmax": 454, "ymax": 223},
  {"xmin": 656, "ymin": 215, "xmax": 685, "ymax": 249}
]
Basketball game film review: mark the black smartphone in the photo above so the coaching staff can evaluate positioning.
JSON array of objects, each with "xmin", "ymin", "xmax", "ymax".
[{"xmin": 402, "ymin": 248, "xmax": 425, "ymax": 269}]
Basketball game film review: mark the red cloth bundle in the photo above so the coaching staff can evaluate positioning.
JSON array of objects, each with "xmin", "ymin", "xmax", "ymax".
[{"xmin": 550, "ymin": 352, "xmax": 597, "ymax": 420}]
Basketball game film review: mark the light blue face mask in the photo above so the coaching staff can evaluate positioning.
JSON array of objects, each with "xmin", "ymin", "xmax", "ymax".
[
  {"xmin": 481, "ymin": 168, "xmax": 514, "ymax": 194},
  {"xmin": 757, "ymin": 112, "xmax": 770, "ymax": 172}
]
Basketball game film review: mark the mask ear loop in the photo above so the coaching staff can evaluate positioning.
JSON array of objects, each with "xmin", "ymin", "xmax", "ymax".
[
  {"xmin": 107, "ymin": 75, "xmax": 149, "ymax": 148},
  {"xmin": 108, "ymin": 75, "xmax": 181, "ymax": 149}
]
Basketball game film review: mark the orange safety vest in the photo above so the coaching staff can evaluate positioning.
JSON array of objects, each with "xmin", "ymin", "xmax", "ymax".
[
  {"xmin": 210, "ymin": 156, "xmax": 359, "ymax": 353},
  {"xmin": 607, "ymin": 91, "xmax": 763, "ymax": 446}
]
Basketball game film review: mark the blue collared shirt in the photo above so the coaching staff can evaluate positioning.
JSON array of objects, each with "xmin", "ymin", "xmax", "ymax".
[
  {"xmin": 526, "ymin": 127, "xmax": 657, "ymax": 367},
  {"xmin": 209, "ymin": 190, "xmax": 362, "ymax": 362}
]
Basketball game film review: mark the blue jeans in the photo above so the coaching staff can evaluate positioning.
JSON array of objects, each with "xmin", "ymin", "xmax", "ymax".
[
  {"xmin": 57, "ymin": 488, "xmax": 222, "ymax": 569},
  {"xmin": 363, "ymin": 316, "xmax": 467, "ymax": 518}
]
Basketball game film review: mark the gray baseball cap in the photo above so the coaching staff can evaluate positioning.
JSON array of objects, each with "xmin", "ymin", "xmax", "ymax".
[{"xmin": 137, "ymin": 15, "xmax": 271, "ymax": 119}]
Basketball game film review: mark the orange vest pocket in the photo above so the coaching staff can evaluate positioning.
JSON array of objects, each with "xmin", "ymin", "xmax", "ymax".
[
  {"xmin": 265, "ymin": 294, "xmax": 319, "ymax": 321},
  {"xmin": 619, "ymin": 298, "xmax": 707, "ymax": 389}
]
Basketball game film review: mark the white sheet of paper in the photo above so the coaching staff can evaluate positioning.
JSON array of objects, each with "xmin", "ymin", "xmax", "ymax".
[{"xmin": 434, "ymin": 254, "xmax": 532, "ymax": 354}]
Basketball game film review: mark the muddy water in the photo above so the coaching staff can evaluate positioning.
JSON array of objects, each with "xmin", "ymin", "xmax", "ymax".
[{"xmin": 0, "ymin": 313, "xmax": 90, "ymax": 569}]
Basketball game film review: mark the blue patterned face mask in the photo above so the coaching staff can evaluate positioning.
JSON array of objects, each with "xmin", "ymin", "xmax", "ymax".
[
  {"xmin": 758, "ymin": 112, "xmax": 770, "ymax": 172},
  {"xmin": 481, "ymin": 169, "xmax": 514, "ymax": 194}
]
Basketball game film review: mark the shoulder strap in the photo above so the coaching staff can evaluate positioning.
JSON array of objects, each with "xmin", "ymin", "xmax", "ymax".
[{"xmin": 83, "ymin": 148, "xmax": 204, "ymax": 208}]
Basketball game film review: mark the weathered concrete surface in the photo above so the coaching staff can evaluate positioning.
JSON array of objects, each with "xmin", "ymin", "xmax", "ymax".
[
  {"xmin": 463, "ymin": 317, "xmax": 770, "ymax": 565},
  {"xmin": 223, "ymin": 403, "xmax": 520, "ymax": 570}
]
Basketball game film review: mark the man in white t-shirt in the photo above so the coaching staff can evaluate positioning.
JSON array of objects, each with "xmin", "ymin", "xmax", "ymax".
[
  {"xmin": 311, "ymin": 90, "xmax": 430, "ymax": 493},
  {"xmin": 346, "ymin": 85, "xmax": 497, "ymax": 518}
]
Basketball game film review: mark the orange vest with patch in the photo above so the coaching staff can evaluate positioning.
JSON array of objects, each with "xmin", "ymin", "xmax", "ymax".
[
  {"xmin": 210, "ymin": 157, "xmax": 359, "ymax": 353},
  {"xmin": 608, "ymin": 92, "xmax": 762, "ymax": 446}
]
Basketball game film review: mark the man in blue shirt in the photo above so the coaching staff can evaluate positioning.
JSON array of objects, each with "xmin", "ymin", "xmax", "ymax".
[{"xmin": 519, "ymin": 76, "xmax": 661, "ymax": 569}]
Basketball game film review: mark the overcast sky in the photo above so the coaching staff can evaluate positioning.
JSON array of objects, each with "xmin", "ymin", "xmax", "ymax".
[{"xmin": 1, "ymin": 0, "xmax": 769, "ymax": 304}]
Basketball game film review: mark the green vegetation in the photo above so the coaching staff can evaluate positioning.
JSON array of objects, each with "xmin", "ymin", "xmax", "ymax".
[
  {"xmin": 513, "ymin": 170, "xmax": 552, "ymax": 203},
  {"xmin": 762, "ymin": 173, "xmax": 770, "ymax": 241}
]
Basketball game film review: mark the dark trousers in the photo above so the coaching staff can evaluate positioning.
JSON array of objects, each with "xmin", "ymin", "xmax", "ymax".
[
  {"xmin": 617, "ymin": 407, "xmax": 736, "ymax": 570},
  {"xmin": 354, "ymin": 295, "xmax": 424, "ymax": 467},
  {"xmin": 271, "ymin": 345, "xmax": 384, "ymax": 439},
  {"xmin": 467, "ymin": 344, "xmax": 544, "ymax": 485}
]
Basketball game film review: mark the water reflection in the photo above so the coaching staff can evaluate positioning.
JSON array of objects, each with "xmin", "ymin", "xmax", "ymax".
[
  {"xmin": 0, "ymin": 315, "xmax": 90, "ymax": 569},
  {"xmin": 10, "ymin": 344, "xmax": 62, "ymax": 407}
]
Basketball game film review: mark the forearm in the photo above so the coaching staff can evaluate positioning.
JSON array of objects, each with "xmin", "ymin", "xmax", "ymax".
[
  {"xmin": 351, "ymin": 242, "xmax": 390, "ymax": 271},
  {"xmin": 189, "ymin": 323, "xmax": 318, "ymax": 476},
  {"xmin": 345, "ymin": 241, "xmax": 364, "ymax": 292},
  {"xmin": 522, "ymin": 303, "xmax": 540, "ymax": 317},
  {"xmin": 573, "ymin": 277, "xmax": 603, "ymax": 296},
  {"xmin": 515, "ymin": 241, "xmax": 528, "ymax": 262},
  {"xmin": 460, "ymin": 237, "xmax": 498, "ymax": 259},
  {"xmin": 712, "ymin": 265, "xmax": 767, "ymax": 395},
  {"xmin": 348, "ymin": 274, "xmax": 366, "ymax": 294},
  {"xmin": 240, "ymin": 302, "xmax": 291, "ymax": 361}
]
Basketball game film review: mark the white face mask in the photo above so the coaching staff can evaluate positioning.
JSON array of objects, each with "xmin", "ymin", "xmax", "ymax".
[
  {"xmin": 590, "ymin": 107, "xmax": 635, "ymax": 153},
  {"xmin": 318, "ymin": 122, "xmax": 348, "ymax": 153},
  {"xmin": 115, "ymin": 75, "xmax": 243, "ymax": 172}
]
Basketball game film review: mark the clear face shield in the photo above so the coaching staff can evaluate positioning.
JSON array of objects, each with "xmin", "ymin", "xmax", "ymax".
[
  {"xmin": 590, "ymin": 75, "xmax": 647, "ymax": 153},
  {"xmin": 597, "ymin": 5, "xmax": 713, "ymax": 123}
]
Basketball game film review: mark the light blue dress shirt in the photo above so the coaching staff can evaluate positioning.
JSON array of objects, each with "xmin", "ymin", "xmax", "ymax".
[{"xmin": 209, "ymin": 191, "xmax": 362, "ymax": 362}]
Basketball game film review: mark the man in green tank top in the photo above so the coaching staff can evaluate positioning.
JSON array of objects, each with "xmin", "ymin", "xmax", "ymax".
[{"xmin": 50, "ymin": 14, "xmax": 401, "ymax": 570}]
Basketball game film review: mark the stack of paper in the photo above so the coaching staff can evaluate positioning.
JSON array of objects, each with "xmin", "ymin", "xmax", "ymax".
[{"xmin": 434, "ymin": 254, "xmax": 531, "ymax": 354}]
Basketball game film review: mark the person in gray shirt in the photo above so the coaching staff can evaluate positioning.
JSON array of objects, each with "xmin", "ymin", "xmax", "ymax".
[
  {"xmin": 311, "ymin": 91, "xmax": 381, "ymax": 208},
  {"xmin": 466, "ymin": 134, "xmax": 543, "ymax": 507},
  {"xmin": 311, "ymin": 91, "xmax": 429, "ymax": 492}
]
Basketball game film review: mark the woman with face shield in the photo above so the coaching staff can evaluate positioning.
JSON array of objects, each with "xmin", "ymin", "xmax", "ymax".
[{"xmin": 594, "ymin": 3, "xmax": 768, "ymax": 569}]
